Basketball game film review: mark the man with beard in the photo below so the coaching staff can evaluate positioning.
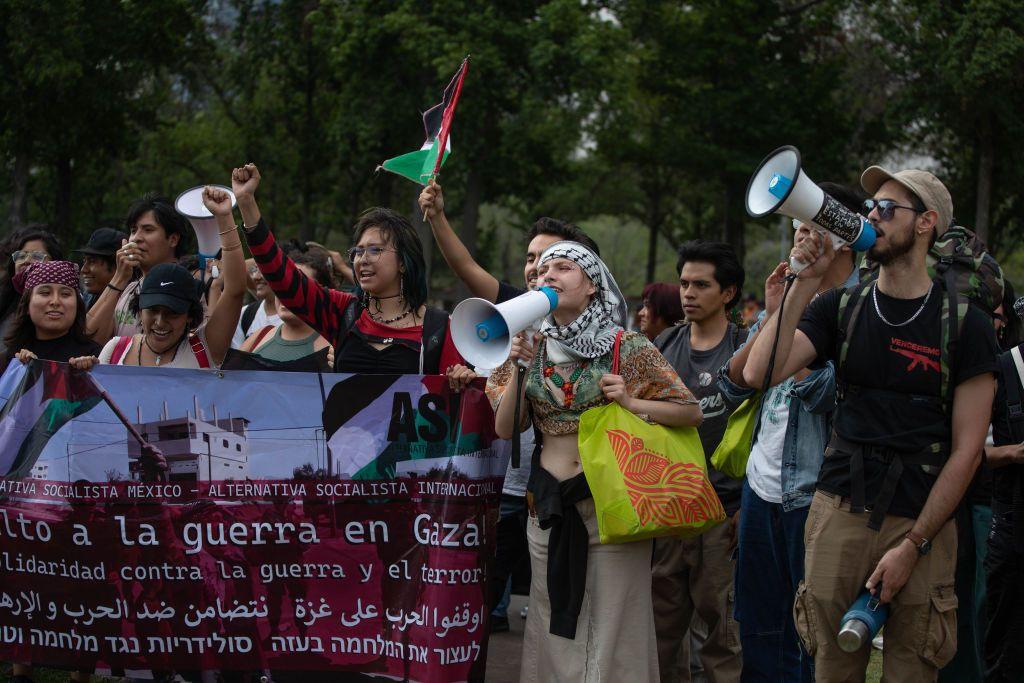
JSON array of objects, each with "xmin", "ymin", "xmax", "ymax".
[{"xmin": 743, "ymin": 167, "xmax": 998, "ymax": 681}]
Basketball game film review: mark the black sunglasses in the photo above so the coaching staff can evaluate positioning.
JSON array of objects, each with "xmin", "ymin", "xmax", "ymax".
[{"xmin": 863, "ymin": 198, "xmax": 924, "ymax": 222}]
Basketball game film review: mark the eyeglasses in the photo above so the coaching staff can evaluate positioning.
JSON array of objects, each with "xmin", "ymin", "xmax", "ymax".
[
  {"xmin": 863, "ymin": 199, "xmax": 924, "ymax": 222},
  {"xmin": 247, "ymin": 265, "xmax": 261, "ymax": 276},
  {"xmin": 11, "ymin": 250, "xmax": 48, "ymax": 264},
  {"xmin": 348, "ymin": 246, "xmax": 395, "ymax": 263}
]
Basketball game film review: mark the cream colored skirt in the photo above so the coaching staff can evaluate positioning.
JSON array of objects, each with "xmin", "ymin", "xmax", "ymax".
[{"xmin": 520, "ymin": 498, "xmax": 659, "ymax": 682}]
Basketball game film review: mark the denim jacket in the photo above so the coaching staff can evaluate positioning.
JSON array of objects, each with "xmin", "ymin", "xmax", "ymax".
[{"xmin": 717, "ymin": 320, "xmax": 837, "ymax": 511}]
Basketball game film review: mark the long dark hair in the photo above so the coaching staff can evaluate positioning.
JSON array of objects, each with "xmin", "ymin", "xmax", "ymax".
[
  {"xmin": 350, "ymin": 208, "xmax": 428, "ymax": 310},
  {"xmin": 3, "ymin": 286, "xmax": 90, "ymax": 353},
  {"xmin": 0, "ymin": 226, "xmax": 65, "ymax": 322}
]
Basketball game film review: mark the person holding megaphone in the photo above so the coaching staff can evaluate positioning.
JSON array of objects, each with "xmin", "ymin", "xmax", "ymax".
[
  {"xmin": 486, "ymin": 241, "xmax": 701, "ymax": 682},
  {"xmin": 742, "ymin": 164, "xmax": 998, "ymax": 682}
]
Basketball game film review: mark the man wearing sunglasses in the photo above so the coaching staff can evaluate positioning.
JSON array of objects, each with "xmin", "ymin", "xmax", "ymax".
[{"xmin": 743, "ymin": 166, "xmax": 999, "ymax": 681}]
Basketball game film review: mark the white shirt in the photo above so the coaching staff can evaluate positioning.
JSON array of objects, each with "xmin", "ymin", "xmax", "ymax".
[
  {"xmin": 231, "ymin": 301, "xmax": 282, "ymax": 349},
  {"xmin": 746, "ymin": 378, "xmax": 794, "ymax": 504}
]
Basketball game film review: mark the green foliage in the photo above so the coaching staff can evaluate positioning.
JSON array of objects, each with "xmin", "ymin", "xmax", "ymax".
[{"xmin": 1, "ymin": 0, "xmax": 1022, "ymax": 294}]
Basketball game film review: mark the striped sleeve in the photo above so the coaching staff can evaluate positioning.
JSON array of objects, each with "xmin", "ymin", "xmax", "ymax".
[{"xmin": 245, "ymin": 218, "xmax": 353, "ymax": 343}]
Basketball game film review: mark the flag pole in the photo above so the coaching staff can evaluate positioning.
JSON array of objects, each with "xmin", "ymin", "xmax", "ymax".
[{"xmin": 81, "ymin": 370, "xmax": 168, "ymax": 481}]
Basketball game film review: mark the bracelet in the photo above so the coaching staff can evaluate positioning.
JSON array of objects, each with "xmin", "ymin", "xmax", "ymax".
[
  {"xmin": 219, "ymin": 227, "xmax": 237, "ymax": 236},
  {"xmin": 242, "ymin": 222, "xmax": 258, "ymax": 233},
  {"xmin": 220, "ymin": 242, "xmax": 243, "ymax": 252},
  {"xmin": 106, "ymin": 283, "xmax": 124, "ymax": 293}
]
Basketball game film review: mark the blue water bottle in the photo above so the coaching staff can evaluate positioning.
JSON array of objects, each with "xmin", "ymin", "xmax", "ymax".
[{"xmin": 837, "ymin": 587, "xmax": 888, "ymax": 653}]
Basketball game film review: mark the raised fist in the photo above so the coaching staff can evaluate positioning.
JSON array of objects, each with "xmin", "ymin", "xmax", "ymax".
[
  {"xmin": 202, "ymin": 186, "xmax": 234, "ymax": 216},
  {"xmin": 231, "ymin": 164, "xmax": 261, "ymax": 199}
]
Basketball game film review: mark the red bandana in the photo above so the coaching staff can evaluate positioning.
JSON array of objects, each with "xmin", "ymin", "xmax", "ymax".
[{"xmin": 13, "ymin": 260, "xmax": 82, "ymax": 294}]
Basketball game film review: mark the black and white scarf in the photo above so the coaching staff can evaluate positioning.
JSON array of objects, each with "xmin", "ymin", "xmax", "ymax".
[{"xmin": 537, "ymin": 242, "xmax": 627, "ymax": 361}]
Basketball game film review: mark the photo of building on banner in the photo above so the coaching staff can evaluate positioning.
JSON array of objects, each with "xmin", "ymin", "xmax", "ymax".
[{"xmin": 0, "ymin": 360, "xmax": 508, "ymax": 681}]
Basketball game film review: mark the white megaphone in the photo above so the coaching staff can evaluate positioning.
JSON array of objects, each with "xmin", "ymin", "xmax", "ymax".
[
  {"xmin": 746, "ymin": 145, "xmax": 876, "ymax": 273},
  {"xmin": 450, "ymin": 287, "xmax": 559, "ymax": 369},
  {"xmin": 174, "ymin": 185, "xmax": 237, "ymax": 269}
]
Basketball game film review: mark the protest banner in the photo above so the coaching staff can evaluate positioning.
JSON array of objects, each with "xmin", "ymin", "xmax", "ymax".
[{"xmin": 0, "ymin": 361, "xmax": 507, "ymax": 682}]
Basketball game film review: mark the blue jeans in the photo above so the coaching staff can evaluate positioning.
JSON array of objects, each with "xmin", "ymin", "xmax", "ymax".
[{"xmin": 735, "ymin": 479, "xmax": 813, "ymax": 683}]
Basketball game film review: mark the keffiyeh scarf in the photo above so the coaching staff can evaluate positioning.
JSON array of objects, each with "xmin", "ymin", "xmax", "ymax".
[{"xmin": 537, "ymin": 242, "xmax": 627, "ymax": 360}]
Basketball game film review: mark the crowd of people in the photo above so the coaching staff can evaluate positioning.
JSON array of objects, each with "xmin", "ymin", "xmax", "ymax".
[{"xmin": 1, "ymin": 158, "xmax": 1022, "ymax": 683}]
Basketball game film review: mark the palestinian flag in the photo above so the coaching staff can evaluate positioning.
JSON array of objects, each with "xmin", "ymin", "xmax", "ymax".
[
  {"xmin": 378, "ymin": 57, "xmax": 469, "ymax": 185},
  {"xmin": 0, "ymin": 360, "xmax": 102, "ymax": 478}
]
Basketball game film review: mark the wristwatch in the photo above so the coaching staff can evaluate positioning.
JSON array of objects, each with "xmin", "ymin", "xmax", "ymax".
[{"xmin": 904, "ymin": 530, "xmax": 932, "ymax": 556}]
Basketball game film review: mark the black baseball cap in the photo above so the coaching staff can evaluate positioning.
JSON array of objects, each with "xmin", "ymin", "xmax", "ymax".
[
  {"xmin": 138, "ymin": 263, "xmax": 201, "ymax": 313},
  {"xmin": 75, "ymin": 227, "xmax": 127, "ymax": 257}
]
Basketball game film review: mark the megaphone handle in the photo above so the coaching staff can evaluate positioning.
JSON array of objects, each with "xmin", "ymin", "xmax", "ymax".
[{"xmin": 510, "ymin": 364, "xmax": 527, "ymax": 468}]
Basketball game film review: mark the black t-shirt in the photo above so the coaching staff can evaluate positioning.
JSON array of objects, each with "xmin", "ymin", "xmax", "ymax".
[
  {"xmin": 798, "ymin": 285, "xmax": 999, "ymax": 518},
  {"xmin": 0, "ymin": 335, "xmax": 101, "ymax": 374},
  {"xmin": 992, "ymin": 350, "xmax": 1024, "ymax": 505},
  {"xmin": 496, "ymin": 281, "xmax": 527, "ymax": 305}
]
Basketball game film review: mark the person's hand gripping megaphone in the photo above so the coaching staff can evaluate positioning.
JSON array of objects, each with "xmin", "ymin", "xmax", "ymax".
[{"xmin": 789, "ymin": 229, "xmax": 837, "ymax": 281}]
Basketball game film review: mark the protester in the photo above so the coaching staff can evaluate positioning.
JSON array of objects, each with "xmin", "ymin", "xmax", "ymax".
[
  {"xmin": 743, "ymin": 166, "xmax": 998, "ymax": 681},
  {"xmin": 73, "ymin": 227, "xmax": 127, "ymax": 310},
  {"xmin": 418, "ymin": 180, "xmax": 601, "ymax": 624},
  {"xmin": 88, "ymin": 187, "xmax": 245, "ymax": 369},
  {"xmin": 942, "ymin": 280, "xmax": 1022, "ymax": 682},
  {"xmin": 238, "ymin": 164, "xmax": 462, "ymax": 375},
  {"xmin": 240, "ymin": 253, "xmax": 333, "ymax": 368},
  {"xmin": 87, "ymin": 192, "xmax": 191, "ymax": 343},
  {"xmin": 487, "ymin": 240, "xmax": 701, "ymax": 682},
  {"xmin": 0, "ymin": 260, "xmax": 100, "ymax": 374},
  {"xmin": 984, "ymin": 289, "xmax": 1024, "ymax": 682},
  {"xmin": 0, "ymin": 225, "xmax": 64, "ymax": 356},
  {"xmin": 720, "ymin": 183, "xmax": 863, "ymax": 682},
  {"xmin": 232, "ymin": 259, "xmax": 283, "ymax": 349},
  {"xmin": 741, "ymin": 293, "xmax": 763, "ymax": 329},
  {"xmin": 650, "ymin": 240, "xmax": 746, "ymax": 683},
  {"xmin": 639, "ymin": 282, "xmax": 684, "ymax": 340}
]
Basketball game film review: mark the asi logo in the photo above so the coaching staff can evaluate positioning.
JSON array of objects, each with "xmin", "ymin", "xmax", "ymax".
[{"xmin": 698, "ymin": 372, "xmax": 713, "ymax": 387}]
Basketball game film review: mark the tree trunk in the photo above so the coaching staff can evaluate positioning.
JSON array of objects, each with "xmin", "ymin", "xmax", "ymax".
[
  {"xmin": 8, "ymin": 152, "xmax": 29, "ymax": 228},
  {"xmin": 55, "ymin": 155, "xmax": 73, "ymax": 241},
  {"xmin": 974, "ymin": 113, "xmax": 994, "ymax": 243},
  {"xmin": 646, "ymin": 203, "xmax": 661, "ymax": 284},
  {"xmin": 723, "ymin": 181, "xmax": 745, "ymax": 265},
  {"xmin": 461, "ymin": 169, "xmax": 482, "ymax": 259}
]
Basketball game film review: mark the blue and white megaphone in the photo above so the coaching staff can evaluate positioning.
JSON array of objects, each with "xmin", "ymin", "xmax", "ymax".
[
  {"xmin": 746, "ymin": 145, "xmax": 876, "ymax": 273},
  {"xmin": 174, "ymin": 185, "xmax": 237, "ymax": 271},
  {"xmin": 450, "ymin": 287, "xmax": 558, "ymax": 369}
]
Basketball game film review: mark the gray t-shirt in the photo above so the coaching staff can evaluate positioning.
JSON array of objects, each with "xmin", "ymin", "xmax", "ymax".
[{"xmin": 655, "ymin": 322, "xmax": 746, "ymax": 515}]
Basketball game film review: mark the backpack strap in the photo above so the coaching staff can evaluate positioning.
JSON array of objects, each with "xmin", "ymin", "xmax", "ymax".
[
  {"xmin": 109, "ymin": 335, "xmax": 133, "ymax": 365},
  {"xmin": 999, "ymin": 349, "xmax": 1024, "ymax": 439},
  {"xmin": 836, "ymin": 281, "xmax": 872, "ymax": 384},
  {"xmin": 420, "ymin": 308, "xmax": 449, "ymax": 374},
  {"xmin": 240, "ymin": 301, "xmax": 259, "ymax": 337},
  {"xmin": 189, "ymin": 334, "xmax": 211, "ymax": 369},
  {"xmin": 249, "ymin": 325, "xmax": 275, "ymax": 351},
  {"xmin": 939, "ymin": 270, "xmax": 967, "ymax": 409}
]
